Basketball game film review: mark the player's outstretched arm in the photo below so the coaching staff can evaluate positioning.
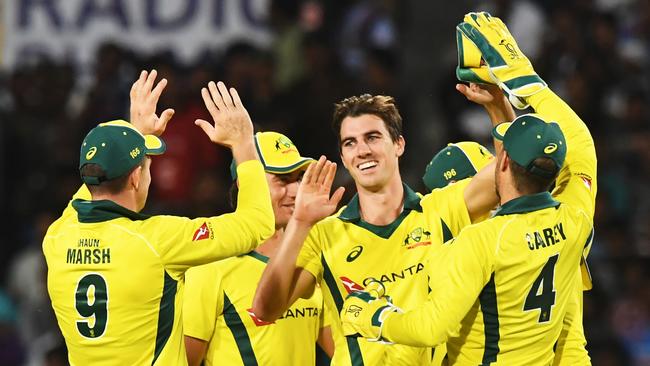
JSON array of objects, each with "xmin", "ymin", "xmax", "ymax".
[
  {"xmin": 454, "ymin": 83, "xmax": 511, "ymax": 222},
  {"xmin": 253, "ymin": 157, "xmax": 345, "ymax": 321},
  {"xmin": 129, "ymin": 69, "xmax": 175, "ymax": 136}
]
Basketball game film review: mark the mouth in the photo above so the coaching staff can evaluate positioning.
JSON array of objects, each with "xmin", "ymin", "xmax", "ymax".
[{"xmin": 357, "ymin": 161, "xmax": 378, "ymax": 171}]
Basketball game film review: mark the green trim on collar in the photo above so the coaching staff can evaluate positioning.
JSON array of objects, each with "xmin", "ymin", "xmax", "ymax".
[
  {"xmin": 338, "ymin": 183, "xmax": 422, "ymax": 221},
  {"xmin": 338, "ymin": 183, "xmax": 421, "ymax": 239},
  {"xmin": 494, "ymin": 192, "xmax": 560, "ymax": 216},
  {"xmin": 72, "ymin": 199, "xmax": 150, "ymax": 223},
  {"xmin": 246, "ymin": 251, "xmax": 269, "ymax": 263}
]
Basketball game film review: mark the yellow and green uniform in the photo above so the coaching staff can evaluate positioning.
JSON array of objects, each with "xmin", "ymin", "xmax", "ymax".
[
  {"xmin": 382, "ymin": 193, "xmax": 594, "ymax": 365},
  {"xmin": 183, "ymin": 251, "xmax": 328, "ymax": 365},
  {"xmin": 297, "ymin": 181, "xmax": 473, "ymax": 365},
  {"xmin": 43, "ymin": 161, "xmax": 274, "ymax": 366},
  {"xmin": 529, "ymin": 89, "xmax": 597, "ymax": 365},
  {"xmin": 381, "ymin": 88, "xmax": 597, "ymax": 365}
]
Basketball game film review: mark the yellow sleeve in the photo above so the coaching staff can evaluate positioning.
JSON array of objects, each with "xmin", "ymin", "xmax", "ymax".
[
  {"xmin": 382, "ymin": 225, "xmax": 495, "ymax": 346},
  {"xmin": 146, "ymin": 160, "xmax": 274, "ymax": 275},
  {"xmin": 296, "ymin": 224, "xmax": 325, "ymax": 283},
  {"xmin": 528, "ymin": 89, "xmax": 597, "ymax": 220},
  {"xmin": 183, "ymin": 264, "xmax": 223, "ymax": 341},
  {"xmin": 421, "ymin": 178, "xmax": 473, "ymax": 238}
]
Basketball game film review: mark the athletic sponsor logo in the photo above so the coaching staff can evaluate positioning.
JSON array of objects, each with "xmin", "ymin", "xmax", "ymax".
[
  {"xmin": 86, "ymin": 147, "xmax": 97, "ymax": 160},
  {"xmin": 192, "ymin": 222, "xmax": 211, "ymax": 241},
  {"xmin": 247, "ymin": 308, "xmax": 275, "ymax": 326},
  {"xmin": 544, "ymin": 143, "xmax": 558, "ymax": 154},
  {"xmin": 500, "ymin": 39, "xmax": 520, "ymax": 60},
  {"xmin": 403, "ymin": 227, "xmax": 432, "ymax": 249},
  {"xmin": 346, "ymin": 245, "xmax": 363, "ymax": 262},
  {"xmin": 362, "ymin": 263, "xmax": 425, "ymax": 286},
  {"xmin": 340, "ymin": 276, "xmax": 364, "ymax": 294}
]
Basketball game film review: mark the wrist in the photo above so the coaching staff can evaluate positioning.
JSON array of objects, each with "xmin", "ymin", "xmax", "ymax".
[{"xmin": 231, "ymin": 138, "xmax": 257, "ymax": 164}]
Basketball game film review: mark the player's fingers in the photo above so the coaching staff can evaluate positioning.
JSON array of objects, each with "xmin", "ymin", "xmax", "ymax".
[
  {"xmin": 194, "ymin": 119, "xmax": 214, "ymax": 137},
  {"xmin": 207, "ymin": 81, "xmax": 226, "ymax": 111},
  {"xmin": 217, "ymin": 81, "xmax": 234, "ymax": 109},
  {"xmin": 323, "ymin": 162, "xmax": 337, "ymax": 191},
  {"xmin": 301, "ymin": 160, "xmax": 317, "ymax": 185},
  {"xmin": 329, "ymin": 186, "xmax": 346, "ymax": 207},
  {"xmin": 230, "ymin": 87, "xmax": 244, "ymax": 109},
  {"xmin": 131, "ymin": 70, "xmax": 147, "ymax": 99},
  {"xmin": 149, "ymin": 78, "xmax": 168, "ymax": 104},
  {"xmin": 455, "ymin": 83, "xmax": 473, "ymax": 99},
  {"xmin": 201, "ymin": 87, "xmax": 220, "ymax": 118},
  {"xmin": 144, "ymin": 69, "xmax": 157, "ymax": 94},
  {"xmin": 159, "ymin": 108, "xmax": 175, "ymax": 129},
  {"xmin": 309, "ymin": 156, "xmax": 327, "ymax": 185}
]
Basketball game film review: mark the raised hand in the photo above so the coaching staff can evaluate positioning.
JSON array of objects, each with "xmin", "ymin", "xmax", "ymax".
[
  {"xmin": 195, "ymin": 81, "xmax": 253, "ymax": 149},
  {"xmin": 456, "ymin": 82, "xmax": 502, "ymax": 106},
  {"xmin": 129, "ymin": 70, "xmax": 175, "ymax": 136},
  {"xmin": 292, "ymin": 156, "xmax": 346, "ymax": 226}
]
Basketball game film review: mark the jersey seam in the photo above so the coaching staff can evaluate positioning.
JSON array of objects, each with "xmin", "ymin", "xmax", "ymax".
[{"xmin": 108, "ymin": 223, "xmax": 160, "ymax": 257}]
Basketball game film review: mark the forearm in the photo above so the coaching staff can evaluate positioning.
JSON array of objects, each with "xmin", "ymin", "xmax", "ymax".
[
  {"xmin": 253, "ymin": 218, "xmax": 313, "ymax": 321},
  {"xmin": 381, "ymin": 301, "xmax": 450, "ymax": 347},
  {"xmin": 233, "ymin": 159, "xmax": 275, "ymax": 243},
  {"xmin": 231, "ymin": 138, "xmax": 258, "ymax": 166},
  {"xmin": 484, "ymin": 91, "xmax": 515, "ymax": 156}
]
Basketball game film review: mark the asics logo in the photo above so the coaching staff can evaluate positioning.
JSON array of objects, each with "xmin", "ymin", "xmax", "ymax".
[
  {"xmin": 544, "ymin": 143, "xmax": 558, "ymax": 154},
  {"xmin": 86, "ymin": 147, "xmax": 97, "ymax": 160},
  {"xmin": 346, "ymin": 246, "xmax": 363, "ymax": 262}
]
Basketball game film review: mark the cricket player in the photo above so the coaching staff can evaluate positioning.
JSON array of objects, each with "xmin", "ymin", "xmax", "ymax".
[
  {"xmin": 251, "ymin": 86, "xmax": 514, "ymax": 364},
  {"xmin": 340, "ymin": 13, "xmax": 596, "ymax": 366},
  {"xmin": 43, "ymin": 71, "xmax": 274, "ymax": 365},
  {"xmin": 183, "ymin": 131, "xmax": 334, "ymax": 365},
  {"xmin": 423, "ymin": 141, "xmax": 494, "ymax": 191}
]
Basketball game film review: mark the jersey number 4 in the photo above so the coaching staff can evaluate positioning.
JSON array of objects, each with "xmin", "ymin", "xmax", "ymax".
[
  {"xmin": 75, "ymin": 273, "xmax": 109, "ymax": 338},
  {"xmin": 524, "ymin": 254, "xmax": 558, "ymax": 323}
]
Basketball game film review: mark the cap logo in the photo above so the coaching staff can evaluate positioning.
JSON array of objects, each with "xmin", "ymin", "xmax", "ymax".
[
  {"xmin": 544, "ymin": 143, "xmax": 558, "ymax": 154},
  {"xmin": 129, "ymin": 147, "xmax": 141, "ymax": 159},
  {"xmin": 86, "ymin": 147, "xmax": 97, "ymax": 160},
  {"xmin": 275, "ymin": 136, "xmax": 298, "ymax": 154}
]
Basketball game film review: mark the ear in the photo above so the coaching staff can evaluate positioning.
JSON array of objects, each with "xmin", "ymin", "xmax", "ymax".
[
  {"xmin": 499, "ymin": 150, "xmax": 510, "ymax": 173},
  {"xmin": 130, "ymin": 165, "xmax": 143, "ymax": 191},
  {"xmin": 395, "ymin": 135, "xmax": 405, "ymax": 157}
]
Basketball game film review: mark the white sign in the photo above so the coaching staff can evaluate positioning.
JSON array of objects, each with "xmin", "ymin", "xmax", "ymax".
[{"xmin": 2, "ymin": 0, "xmax": 271, "ymax": 68}]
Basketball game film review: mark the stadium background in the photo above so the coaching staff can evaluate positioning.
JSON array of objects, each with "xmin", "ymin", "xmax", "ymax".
[{"xmin": 1, "ymin": 0, "xmax": 649, "ymax": 365}]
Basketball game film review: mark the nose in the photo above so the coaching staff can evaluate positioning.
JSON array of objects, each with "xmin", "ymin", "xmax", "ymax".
[{"xmin": 356, "ymin": 141, "xmax": 372, "ymax": 156}]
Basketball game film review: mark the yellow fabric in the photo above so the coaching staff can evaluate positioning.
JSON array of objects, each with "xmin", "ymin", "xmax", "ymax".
[
  {"xmin": 183, "ymin": 253, "xmax": 324, "ymax": 366},
  {"xmin": 255, "ymin": 131, "xmax": 313, "ymax": 173},
  {"xmin": 382, "ymin": 203, "xmax": 593, "ymax": 365},
  {"xmin": 296, "ymin": 180, "xmax": 473, "ymax": 365},
  {"xmin": 527, "ymin": 89, "xmax": 597, "ymax": 365},
  {"xmin": 43, "ymin": 160, "xmax": 273, "ymax": 365}
]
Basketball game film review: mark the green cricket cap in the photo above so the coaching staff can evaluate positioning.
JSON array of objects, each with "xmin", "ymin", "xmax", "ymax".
[
  {"xmin": 423, "ymin": 141, "xmax": 494, "ymax": 190},
  {"xmin": 492, "ymin": 114, "xmax": 566, "ymax": 178},
  {"xmin": 230, "ymin": 131, "xmax": 314, "ymax": 180},
  {"xmin": 79, "ymin": 120, "xmax": 166, "ymax": 185}
]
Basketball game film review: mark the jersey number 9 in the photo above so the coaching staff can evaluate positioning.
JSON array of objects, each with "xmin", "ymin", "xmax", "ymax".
[{"xmin": 75, "ymin": 273, "xmax": 109, "ymax": 338}]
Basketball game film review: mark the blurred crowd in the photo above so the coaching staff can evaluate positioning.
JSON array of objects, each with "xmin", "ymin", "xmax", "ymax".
[{"xmin": 0, "ymin": 0, "xmax": 649, "ymax": 365}]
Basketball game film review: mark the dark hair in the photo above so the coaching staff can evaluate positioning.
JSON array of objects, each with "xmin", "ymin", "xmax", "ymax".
[
  {"xmin": 509, "ymin": 157, "xmax": 558, "ymax": 194},
  {"xmin": 332, "ymin": 94, "xmax": 402, "ymax": 146},
  {"xmin": 81, "ymin": 160, "xmax": 144, "ymax": 195}
]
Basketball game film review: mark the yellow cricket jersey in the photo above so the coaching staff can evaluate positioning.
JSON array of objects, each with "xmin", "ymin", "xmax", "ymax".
[
  {"xmin": 383, "ymin": 192, "xmax": 594, "ymax": 366},
  {"xmin": 297, "ymin": 181, "xmax": 473, "ymax": 366},
  {"xmin": 528, "ymin": 89, "xmax": 597, "ymax": 366},
  {"xmin": 183, "ymin": 251, "xmax": 327, "ymax": 366},
  {"xmin": 43, "ymin": 160, "xmax": 274, "ymax": 366}
]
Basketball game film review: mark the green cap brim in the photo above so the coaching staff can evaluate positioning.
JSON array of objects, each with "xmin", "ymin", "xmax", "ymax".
[{"xmin": 492, "ymin": 122, "xmax": 512, "ymax": 141}]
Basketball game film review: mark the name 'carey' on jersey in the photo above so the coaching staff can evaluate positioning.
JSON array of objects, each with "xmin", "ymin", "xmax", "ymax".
[
  {"xmin": 526, "ymin": 223, "xmax": 566, "ymax": 251},
  {"xmin": 66, "ymin": 238, "xmax": 111, "ymax": 264}
]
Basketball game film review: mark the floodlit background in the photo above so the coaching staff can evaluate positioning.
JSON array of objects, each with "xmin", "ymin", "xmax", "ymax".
[{"xmin": 1, "ymin": 0, "xmax": 649, "ymax": 365}]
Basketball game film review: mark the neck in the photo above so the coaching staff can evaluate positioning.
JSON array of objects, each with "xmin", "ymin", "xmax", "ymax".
[
  {"xmin": 255, "ymin": 228, "xmax": 284, "ymax": 258},
  {"xmin": 356, "ymin": 175, "xmax": 404, "ymax": 226},
  {"xmin": 91, "ymin": 191, "xmax": 138, "ymax": 212},
  {"xmin": 498, "ymin": 186, "xmax": 525, "ymax": 206}
]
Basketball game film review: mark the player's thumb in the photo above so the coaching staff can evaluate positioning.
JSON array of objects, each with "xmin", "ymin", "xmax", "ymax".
[
  {"xmin": 194, "ymin": 119, "xmax": 214, "ymax": 138},
  {"xmin": 159, "ymin": 109, "xmax": 175, "ymax": 128}
]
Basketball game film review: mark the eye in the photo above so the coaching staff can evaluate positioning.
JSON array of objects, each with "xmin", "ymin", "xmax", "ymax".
[{"xmin": 342, "ymin": 140, "xmax": 355, "ymax": 148}]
